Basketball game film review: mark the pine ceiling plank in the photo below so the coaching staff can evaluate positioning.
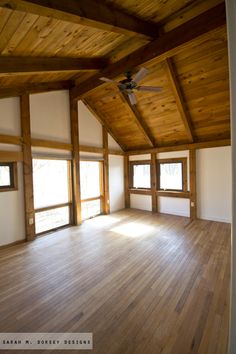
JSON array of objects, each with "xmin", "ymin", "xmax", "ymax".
[
  {"xmin": 0, "ymin": 11, "xmax": 26, "ymax": 52},
  {"xmin": 11, "ymin": 16, "xmax": 56, "ymax": 55},
  {"xmin": 0, "ymin": 56, "xmax": 109, "ymax": 73},
  {"xmin": 0, "ymin": 0, "xmax": 159, "ymax": 39},
  {"xmin": 0, "ymin": 8, "xmax": 12, "ymax": 33},
  {"xmin": 163, "ymin": 58, "xmax": 194, "ymax": 142},
  {"xmin": 70, "ymin": 3, "xmax": 226, "ymax": 100},
  {"xmin": 1, "ymin": 13, "xmax": 39, "ymax": 55},
  {"xmin": 120, "ymin": 92, "xmax": 156, "ymax": 147}
]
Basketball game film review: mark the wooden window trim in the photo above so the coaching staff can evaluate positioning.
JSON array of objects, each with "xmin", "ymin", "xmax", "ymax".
[
  {"xmin": 0, "ymin": 162, "xmax": 18, "ymax": 192},
  {"xmin": 129, "ymin": 160, "xmax": 151, "ymax": 190},
  {"xmin": 157, "ymin": 157, "xmax": 187, "ymax": 192}
]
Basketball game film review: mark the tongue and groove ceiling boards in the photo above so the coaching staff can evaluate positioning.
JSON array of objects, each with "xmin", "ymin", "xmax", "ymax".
[{"xmin": 0, "ymin": 0, "xmax": 230, "ymax": 151}]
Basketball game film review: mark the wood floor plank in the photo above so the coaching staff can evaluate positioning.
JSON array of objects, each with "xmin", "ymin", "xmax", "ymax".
[{"xmin": 0, "ymin": 210, "xmax": 230, "ymax": 354}]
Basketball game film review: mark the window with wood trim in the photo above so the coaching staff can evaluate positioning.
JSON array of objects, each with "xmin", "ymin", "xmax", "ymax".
[
  {"xmin": 80, "ymin": 160, "xmax": 103, "ymax": 220},
  {"xmin": 33, "ymin": 158, "xmax": 73, "ymax": 234},
  {"xmin": 129, "ymin": 161, "xmax": 151, "ymax": 189},
  {"xmin": 157, "ymin": 158, "xmax": 187, "ymax": 192},
  {"xmin": 0, "ymin": 162, "xmax": 17, "ymax": 192}
]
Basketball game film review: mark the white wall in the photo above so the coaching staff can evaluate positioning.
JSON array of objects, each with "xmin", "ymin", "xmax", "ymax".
[
  {"xmin": 108, "ymin": 134, "xmax": 122, "ymax": 150},
  {"xmin": 109, "ymin": 155, "xmax": 124, "ymax": 212},
  {"xmin": 0, "ymin": 97, "xmax": 21, "ymax": 135},
  {"xmin": 30, "ymin": 91, "xmax": 71, "ymax": 143},
  {"xmin": 197, "ymin": 147, "xmax": 232, "ymax": 222},
  {"xmin": 158, "ymin": 197, "xmax": 190, "ymax": 217},
  {"xmin": 226, "ymin": 1, "xmax": 235, "ymax": 352},
  {"xmin": 0, "ymin": 163, "xmax": 25, "ymax": 246},
  {"xmin": 78, "ymin": 100, "xmax": 102, "ymax": 147},
  {"xmin": 130, "ymin": 194, "xmax": 152, "ymax": 211},
  {"xmin": 0, "ymin": 97, "xmax": 25, "ymax": 246}
]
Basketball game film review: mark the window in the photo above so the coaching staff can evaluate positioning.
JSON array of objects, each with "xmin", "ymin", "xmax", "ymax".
[
  {"xmin": 0, "ymin": 162, "xmax": 17, "ymax": 191},
  {"xmin": 33, "ymin": 158, "xmax": 72, "ymax": 234},
  {"xmin": 80, "ymin": 160, "xmax": 103, "ymax": 220},
  {"xmin": 157, "ymin": 158, "xmax": 187, "ymax": 192},
  {"xmin": 129, "ymin": 161, "xmax": 151, "ymax": 189}
]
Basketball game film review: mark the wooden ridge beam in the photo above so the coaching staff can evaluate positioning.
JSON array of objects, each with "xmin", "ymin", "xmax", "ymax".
[
  {"xmin": 125, "ymin": 138, "xmax": 231, "ymax": 155},
  {"xmin": 120, "ymin": 92, "xmax": 156, "ymax": 148},
  {"xmin": 0, "ymin": 0, "xmax": 159, "ymax": 39},
  {"xmin": 82, "ymin": 99, "xmax": 126, "ymax": 151},
  {"xmin": 71, "ymin": 3, "xmax": 226, "ymax": 100},
  {"xmin": 0, "ymin": 56, "xmax": 109, "ymax": 74},
  {"xmin": 0, "ymin": 80, "xmax": 73, "ymax": 99},
  {"xmin": 164, "ymin": 58, "xmax": 194, "ymax": 143}
]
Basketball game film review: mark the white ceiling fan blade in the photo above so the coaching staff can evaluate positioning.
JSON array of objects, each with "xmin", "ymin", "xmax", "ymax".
[
  {"xmin": 128, "ymin": 92, "xmax": 137, "ymax": 105},
  {"xmin": 132, "ymin": 67, "xmax": 149, "ymax": 83},
  {"xmin": 99, "ymin": 77, "xmax": 117, "ymax": 83},
  {"xmin": 136, "ymin": 85, "xmax": 162, "ymax": 92}
]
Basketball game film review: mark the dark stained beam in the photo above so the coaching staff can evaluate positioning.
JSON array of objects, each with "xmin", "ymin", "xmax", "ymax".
[
  {"xmin": 102, "ymin": 126, "xmax": 110, "ymax": 215},
  {"xmin": 82, "ymin": 98, "xmax": 126, "ymax": 151},
  {"xmin": 20, "ymin": 94, "xmax": 35, "ymax": 241},
  {"xmin": 120, "ymin": 92, "xmax": 156, "ymax": 147},
  {"xmin": 71, "ymin": 3, "xmax": 226, "ymax": 100},
  {"xmin": 163, "ymin": 58, "xmax": 194, "ymax": 143},
  {"xmin": 125, "ymin": 138, "xmax": 231, "ymax": 155},
  {"xmin": 70, "ymin": 93, "xmax": 82, "ymax": 225},
  {"xmin": 0, "ymin": 56, "xmax": 110, "ymax": 74},
  {"xmin": 0, "ymin": 0, "xmax": 159, "ymax": 39},
  {"xmin": 0, "ymin": 80, "xmax": 73, "ymax": 98}
]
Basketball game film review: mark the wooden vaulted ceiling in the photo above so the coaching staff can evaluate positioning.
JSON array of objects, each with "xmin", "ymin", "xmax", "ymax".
[{"xmin": 0, "ymin": 0, "xmax": 230, "ymax": 151}]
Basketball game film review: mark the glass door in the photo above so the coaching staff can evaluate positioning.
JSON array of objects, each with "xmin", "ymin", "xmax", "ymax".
[
  {"xmin": 80, "ymin": 160, "xmax": 103, "ymax": 220},
  {"xmin": 33, "ymin": 158, "xmax": 72, "ymax": 234}
]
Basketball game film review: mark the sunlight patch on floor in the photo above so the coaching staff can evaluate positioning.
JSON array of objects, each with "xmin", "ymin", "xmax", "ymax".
[{"xmin": 110, "ymin": 221, "xmax": 155, "ymax": 237}]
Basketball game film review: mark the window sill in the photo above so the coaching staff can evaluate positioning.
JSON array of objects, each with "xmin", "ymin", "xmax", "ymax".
[
  {"xmin": 156, "ymin": 190, "xmax": 190, "ymax": 198},
  {"xmin": 129, "ymin": 188, "xmax": 152, "ymax": 195}
]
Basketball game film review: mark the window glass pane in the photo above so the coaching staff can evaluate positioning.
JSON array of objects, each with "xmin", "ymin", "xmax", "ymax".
[
  {"xmin": 81, "ymin": 199, "xmax": 101, "ymax": 220},
  {"xmin": 35, "ymin": 206, "xmax": 69, "ymax": 234},
  {"xmin": 0, "ymin": 165, "xmax": 11, "ymax": 186},
  {"xmin": 160, "ymin": 163, "xmax": 182, "ymax": 190},
  {"xmin": 80, "ymin": 161, "xmax": 101, "ymax": 200},
  {"xmin": 133, "ymin": 164, "xmax": 150, "ymax": 188},
  {"xmin": 33, "ymin": 159, "xmax": 70, "ymax": 209}
]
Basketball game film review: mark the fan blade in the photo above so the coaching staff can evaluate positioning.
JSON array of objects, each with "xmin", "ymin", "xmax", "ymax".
[
  {"xmin": 132, "ymin": 67, "xmax": 149, "ymax": 83},
  {"xmin": 136, "ymin": 85, "xmax": 162, "ymax": 92},
  {"xmin": 99, "ymin": 77, "xmax": 117, "ymax": 83},
  {"xmin": 128, "ymin": 92, "xmax": 137, "ymax": 105}
]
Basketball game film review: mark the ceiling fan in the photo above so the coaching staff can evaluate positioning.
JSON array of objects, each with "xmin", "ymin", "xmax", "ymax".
[{"xmin": 99, "ymin": 67, "xmax": 162, "ymax": 105}]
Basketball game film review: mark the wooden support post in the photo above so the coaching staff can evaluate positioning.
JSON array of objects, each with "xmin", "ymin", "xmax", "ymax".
[
  {"xmin": 20, "ymin": 94, "xmax": 35, "ymax": 241},
  {"xmin": 124, "ymin": 155, "xmax": 130, "ymax": 208},
  {"xmin": 189, "ymin": 149, "xmax": 197, "ymax": 220},
  {"xmin": 70, "ymin": 95, "xmax": 82, "ymax": 225},
  {"xmin": 102, "ymin": 126, "xmax": 110, "ymax": 214},
  {"xmin": 151, "ymin": 152, "xmax": 157, "ymax": 213}
]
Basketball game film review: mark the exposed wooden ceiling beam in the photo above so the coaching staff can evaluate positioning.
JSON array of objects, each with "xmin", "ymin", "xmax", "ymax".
[
  {"xmin": 82, "ymin": 99, "xmax": 126, "ymax": 151},
  {"xmin": 0, "ymin": 80, "xmax": 73, "ymax": 98},
  {"xmin": 120, "ymin": 92, "xmax": 156, "ymax": 147},
  {"xmin": 125, "ymin": 138, "xmax": 231, "ymax": 155},
  {"xmin": 163, "ymin": 58, "xmax": 194, "ymax": 143},
  {"xmin": 71, "ymin": 3, "xmax": 226, "ymax": 100},
  {"xmin": 0, "ymin": 0, "xmax": 159, "ymax": 39},
  {"xmin": 0, "ymin": 56, "xmax": 109, "ymax": 74}
]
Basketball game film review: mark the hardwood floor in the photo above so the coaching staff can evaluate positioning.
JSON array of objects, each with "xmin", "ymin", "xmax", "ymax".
[{"xmin": 0, "ymin": 209, "xmax": 231, "ymax": 354}]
